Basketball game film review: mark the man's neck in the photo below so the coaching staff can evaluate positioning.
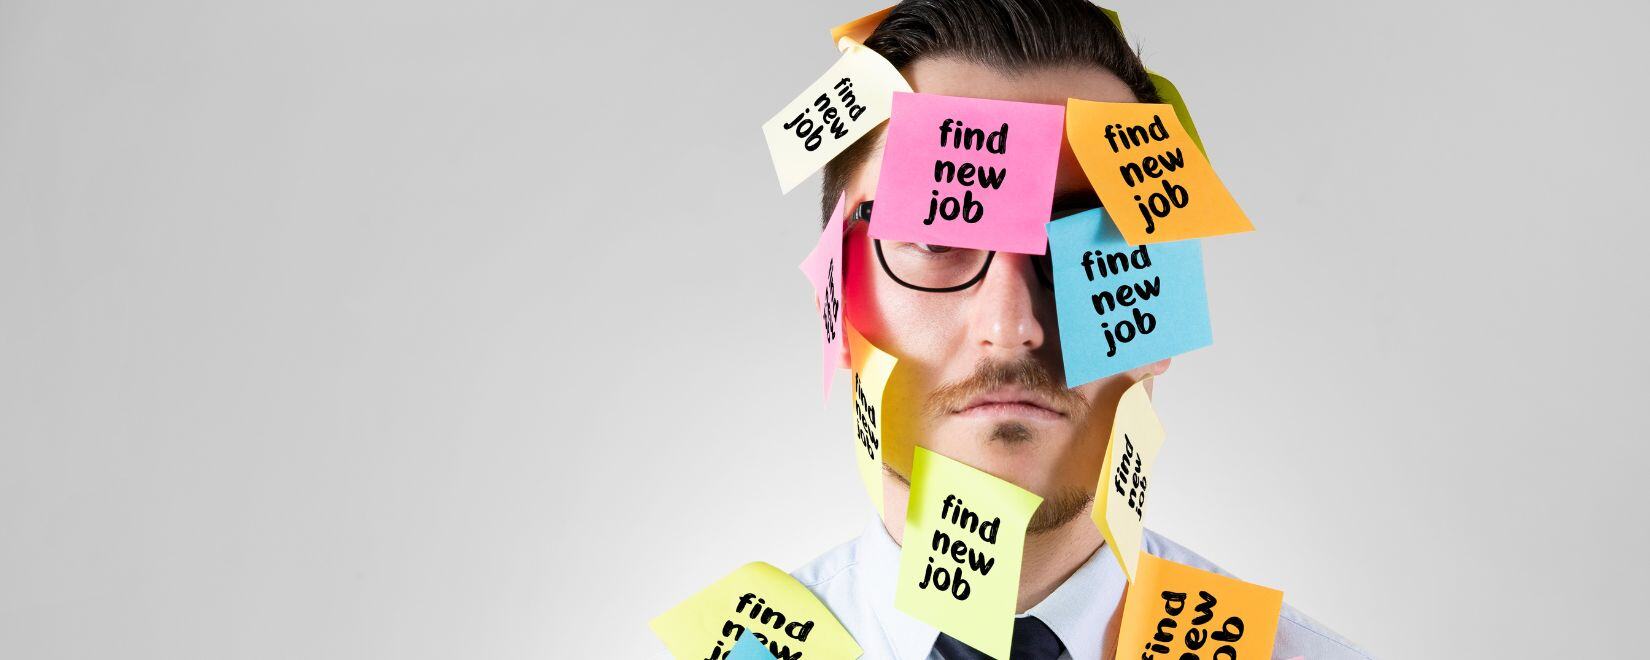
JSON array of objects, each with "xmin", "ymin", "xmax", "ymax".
[{"xmin": 880, "ymin": 474, "xmax": 1105, "ymax": 613}]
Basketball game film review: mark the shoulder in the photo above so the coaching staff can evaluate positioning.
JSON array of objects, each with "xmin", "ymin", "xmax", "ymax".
[
  {"xmin": 791, "ymin": 535, "xmax": 861, "ymax": 593},
  {"xmin": 1140, "ymin": 529, "xmax": 1376, "ymax": 660}
]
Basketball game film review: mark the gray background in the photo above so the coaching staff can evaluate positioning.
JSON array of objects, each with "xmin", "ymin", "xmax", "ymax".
[{"xmin": 2, "ymin": 0, "xmax": 1646, "ymax": 658}]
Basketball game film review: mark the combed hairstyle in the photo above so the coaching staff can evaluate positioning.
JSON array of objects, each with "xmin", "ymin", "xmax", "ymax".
[{"xmin": 819, "ymin": 0, "xmax": 1160, "ymax": 227}]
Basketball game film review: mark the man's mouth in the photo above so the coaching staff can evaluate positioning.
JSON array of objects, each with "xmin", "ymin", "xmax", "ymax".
[{"xmin": 952, "ymin": 388, "xmax": 1068, "ymax": 421}]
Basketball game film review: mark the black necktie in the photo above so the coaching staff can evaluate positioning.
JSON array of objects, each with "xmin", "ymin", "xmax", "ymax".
[{"xmin": 932, "ymin": 616, "xmax": 1066, "ymax": 660}]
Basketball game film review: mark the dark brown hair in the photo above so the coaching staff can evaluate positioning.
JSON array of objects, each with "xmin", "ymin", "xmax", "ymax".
[{"xmin": 820, "ymin": 0, "xmax": 1159, "ymax": 226}]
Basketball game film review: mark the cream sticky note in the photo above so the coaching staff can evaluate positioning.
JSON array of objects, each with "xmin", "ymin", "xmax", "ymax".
[
  {"xmin": 1090, "ymin": 376, "xmax": 1167, "ymax": 582},
  {"xmin": 650, "ymin": 562, "xmax": 861, "ymax": 660},
  {"xmin": 800, "ymin": 194, "xmax": 849, "ymax": 403},
  {"xmin": 847, "ymin": 324, "xmax": 897, "ymax": 516},
  {"xmin": 763, "ymin": 39, "xmax": 910, "ymax": 194},
  {"xmin": 1114, "ymin": 554, "xmax": 1284, "ymax": 660},
  {"xmin": 895, "ymin": 447, "xmax": 1043, "ymax": 659},
  {"xmin": 829, "ymin": 6, "xmax": 893, "ymax": 47},
  {"xmin": 1065, "ymin": 99, "xmax": 1251, "ymax": 245}
]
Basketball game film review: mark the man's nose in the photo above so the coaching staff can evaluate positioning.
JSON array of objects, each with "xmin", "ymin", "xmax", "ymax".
[{"xmin": 967, "ymin": 253, "xmax": 1047, "ymax": 354}]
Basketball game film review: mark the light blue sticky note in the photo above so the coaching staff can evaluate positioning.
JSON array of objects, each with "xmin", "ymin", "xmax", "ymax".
[
  {"xmin": 1047, "ymin": 208, "xmax": 1212, "ymax": 386},
  {"xmin": 726, "ymin": 631, "xmax": 779, "ymax": 660}
]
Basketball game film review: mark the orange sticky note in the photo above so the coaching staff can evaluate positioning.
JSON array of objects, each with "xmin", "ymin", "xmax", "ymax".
[
  {"xmin": 1115, "ymin": 554, "xmax": 1284, "ymax": 660},
  {"xmin": 830, "ymin": 6, "xmax": 893, "ymax": 48},
  {"xmin": 1066, "ymin": 99, "xmax": 1252, "ymax": 245}
]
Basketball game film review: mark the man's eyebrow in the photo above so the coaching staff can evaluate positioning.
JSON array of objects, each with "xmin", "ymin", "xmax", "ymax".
[{"xmin": 1050, "ymin": 189, "xmax": 1101, "ymax": 212}]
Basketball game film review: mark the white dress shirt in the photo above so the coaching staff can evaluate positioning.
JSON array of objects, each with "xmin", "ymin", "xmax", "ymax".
[{"xmin": 790, "ymin": 517, "xmax": 1372, "ymax": 660}]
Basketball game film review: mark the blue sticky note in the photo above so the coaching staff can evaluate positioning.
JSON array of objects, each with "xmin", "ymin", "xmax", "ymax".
[
  {"xmin": 1047, "ymin": 208, "xmax": 1212, "ymax": 386},
  {"xmin": 726, "ymin": 632, "xmax": 779, "ymax": 660}
]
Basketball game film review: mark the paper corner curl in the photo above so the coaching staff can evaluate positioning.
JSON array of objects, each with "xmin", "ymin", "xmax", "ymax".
[{"xmin": 830, "ymin": 6, "xmax": 894, "ymax": 48}]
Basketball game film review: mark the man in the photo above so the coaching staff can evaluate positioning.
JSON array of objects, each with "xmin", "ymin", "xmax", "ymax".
[{"xmin": 790, "ymin": 1, "xmax": 1370, "ymax": 658}]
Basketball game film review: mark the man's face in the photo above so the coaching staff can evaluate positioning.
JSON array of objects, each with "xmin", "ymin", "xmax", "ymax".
[{"xmin": 843, "ymin": 57, "xmax": 1168, "ymax": 534}]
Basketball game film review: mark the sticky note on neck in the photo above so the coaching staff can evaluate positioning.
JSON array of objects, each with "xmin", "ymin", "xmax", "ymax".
[
  {"xmin": 649, "ymin": 561, "xmax": 861, "ymax": 660},
  {"xmin": 895, "ymin": 447, "xmax": 1043, "ymax": 659},
  {"xmin": 847, "ymin": 323, "xmax": 897, "ymax": 515},
  {"xmin": 1065, "ymin": 99, "xmax": 1250, "ymax": 244},
  {"xmin": 763, "ymin": 40, "xmax": 910, "ymax": 194},
  {"xmin": 869, "ymin": 92, "xmax": 1065, "ymax": 254},
  {"xmin": 800, "ymin": 194, "xmax": 849, "ymax": 403},
  {"xmin": 829, "ymin": 6, "xmax": 893, "ymax": 47},
  {"xmin": 1091, "ymin": 376, "xmax": 1166, "ymax": 582},
  {"xmin": 1046, "ymin": 208, "xmax": 1212, "ymax": 386},
  {"xmin": 1115, "ymin": 554, "xmax": 1284, "ymax": 660}
]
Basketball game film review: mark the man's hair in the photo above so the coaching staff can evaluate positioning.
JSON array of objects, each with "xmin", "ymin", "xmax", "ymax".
[{"xmin": 820, "ymin": 0, "xmax": 1159, "ymax": 226}]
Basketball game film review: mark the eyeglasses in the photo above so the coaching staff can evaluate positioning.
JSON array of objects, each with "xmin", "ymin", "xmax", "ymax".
[{"xmin": 850, "ymin": 200, "xmax": 1056, "ymax": 293}]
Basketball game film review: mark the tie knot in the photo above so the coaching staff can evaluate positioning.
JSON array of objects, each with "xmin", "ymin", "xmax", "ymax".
[{"xmin": 932, "ymin": 616, "xmax": 1066, "ymax": 660}]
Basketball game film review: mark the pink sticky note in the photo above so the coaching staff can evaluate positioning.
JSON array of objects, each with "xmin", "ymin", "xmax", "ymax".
[
  {"xmin": 869, "ymin": 92, "xmax": 1065, "ymax": 254},
  {"xmin": 800, "ymin": 194, "xmax": 849, "ymax": 404}
]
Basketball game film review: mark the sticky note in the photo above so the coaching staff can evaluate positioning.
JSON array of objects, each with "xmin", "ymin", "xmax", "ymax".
[
  {"xmin": 1091, "ymin": 376, "xmax": 1166, "ymax": 582},
  {"xmin": 1114, "ymin": 554, "xmax": 1284, "ymax": 660},
  {"xmin": 650, "ymin": 561, "xmax": 861, "ymax": 660},
  {"xmin": 800, "ymin": 194, "xmax": 849, "ymax": 403},
  {"xmin": 1065, "ymin": 99, "xmax": 1251, "ymax": 245},
  {"xmin": 726, "ymin": 631, "xmax": 779, "ymax": 660},
  {"xmin": 847, "ymin": 323, "xmax": 897, "ymax": 515},
  {"xmin": 1146, "ymin": 72, "xmax": 1204, "ymax": 156},
  {"xmin": 830, "ymin": 6, "xmax": 893, "ymax": 47},
  {"xmin": 895, "ymin": 447, "xmax": 1043, "ymax": 659},
  {"xmin": 869, "ymin": 92, "xmax": 1065, "ymax": 254},
  {"xmin": 763, "ymin": 39, "xmax": 911, "ymax": 194},
  {"xmin": 1046, "ymin": 208, "xmax": 1211, "ymax": 387}
]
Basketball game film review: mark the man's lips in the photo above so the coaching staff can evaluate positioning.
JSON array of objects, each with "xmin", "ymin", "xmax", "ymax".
[{"xmin": 951, "ymin": 388, "xmax": 1068, "ymax": 421}]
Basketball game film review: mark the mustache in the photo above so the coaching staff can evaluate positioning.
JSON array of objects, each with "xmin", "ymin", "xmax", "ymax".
[{"xmin": 923, "ymin": 357, "xmax": 1089, "ymax": 418}]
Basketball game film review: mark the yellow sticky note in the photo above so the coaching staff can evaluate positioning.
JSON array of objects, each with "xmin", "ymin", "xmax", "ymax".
[
  {"xmin": 1066, "ymin": 99, "xmax": 1251, "ymax": 245},
  {"xmin": 895, "ymin": 447, "xmax": 1043, "ymax": 659},
  {"xmin": 763, "ymin": 38, "xmax": 911, "ymax": 194},
  {"xmin": 1115, "ymin": 554, "xmax": 1284, "ymax": 660},
  {"xmin": 829, "ymin": 6, "xmax": 893, "ymax": 48},
  {"xmin": 650, "ymin": 561, "xmax": 862, "ymax": 660},
  {"xmin": 1091, "ymin": 377, "xmax": 1166, "ymax": 582},
  {"xmin": 847, "ymin": 324, "xmax": 897, "ymax": 515}
]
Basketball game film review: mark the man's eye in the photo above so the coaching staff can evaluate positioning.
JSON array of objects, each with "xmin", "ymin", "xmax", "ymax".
[{"xmin": 913, "ymin": 243, "xmax": 953, "ymax": 254}]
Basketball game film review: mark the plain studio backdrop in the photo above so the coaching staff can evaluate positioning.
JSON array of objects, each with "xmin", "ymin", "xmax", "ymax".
[{"xmin": 2, "ymin": 0, "xmax": 1646, "ymax": 658}]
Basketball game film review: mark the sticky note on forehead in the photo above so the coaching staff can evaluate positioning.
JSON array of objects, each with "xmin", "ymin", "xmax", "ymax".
[
  {"xmin": 1047, "ymin": 208, "xmax": 1212, "ymax": 387},
  {"xmin": 869, "ymin": 92, "xmax": 1065, "ymax": 254},
  {"xmin": 1114, "ymin": 554, "xmax": 1284, "ymax": 660},
  {"xmin": 1066, "ymin": 99, "xmax": 1251, "ymax": 244},
  {"xmin": 649, "ymin": 561, "xmax": 861, "ymax": 660},
  {"xmin": 1091, "ymin": 377, "xmax": 1166, "ymax": 582},
  {"xmin": 847, "ymin": 323, "xmax": 897, "ymax": 515},
  {"xmin": 895, "ymin": 447, "xmax": 1043, "ymax": 659},
  {"xmin": 763, "ymin": 40, "xmax": 910, "ymax": 194}
]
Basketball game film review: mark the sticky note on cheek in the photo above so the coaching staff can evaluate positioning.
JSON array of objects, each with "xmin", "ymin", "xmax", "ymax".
[
  {"xmin": 1066, "ymin": 99, "xmax": 1251, "ymax": 244},
  {"xmin": 763, "ymin": 39, "xmax": 910, "ymax": 194},
  {"xmin": 847, "ymin": 324, "xmax": 897, "ymax": 515},
  {"xmin": 1115, "ymin": 554, "xmax": 1284, "ymax": 660},
  {"xmin": 895, "ymin": 447, "xmax": 1043, "ymax": 659},
  {"xmin": 1091, "ymin": 377, "xmax": 1166, "ymax": 582},
  {"xmin": 1046, "ymin": 208, "xmax": 1212, "ymax": 387},
  {"xmin": 649, "ymin": 562, "xmax": 861, "ymax": 660},
  {"xmin": 800, "ymin": 194, "xmax": 849, "ymax": 403},
  {"xmin": 869, "ymin": 92, "xmax": 1065, "ymax": 254}
]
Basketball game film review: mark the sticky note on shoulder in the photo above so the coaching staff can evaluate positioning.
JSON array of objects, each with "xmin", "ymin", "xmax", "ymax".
[
  {"xmin": 763, "ymin": 40, "xmax": 910, "ymax": 194},
  {"xmin": 800, "ymin": 194, "xmax": 849, "ymax": 403},
  {"xmin": 895, "ymin": 447, "xmax": 1043, "ymax": 659},
  {"xmin": 847, "ymin": 323, "xmax": 897, "ymax": 515},
  {"xmin": 650, "ymin": 561, "xmax": 861, "ymax": 660},
  {"xmin": 1047, "ymin": 208, "xmax": 1211, "ymax": 386},
  {"xmin": 1091, "ymin": 377, "xmax": 1166, "ymax": 582},
  {"xmin": 1066, "ymin": 99, "xmax": 1250, "ymax": 244},
  {"xmin": 1115, "ymin": 554, "xmax": 1284, "ymax": 660},
  {"xmin": 869, "ymin": 92, "xmax": 1065, "ymax": 254}
]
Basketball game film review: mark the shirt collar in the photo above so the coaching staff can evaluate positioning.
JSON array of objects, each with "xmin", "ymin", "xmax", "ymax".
[{"xmin": 853, "ymin": 515, "xmax": 1128, "ymax": 660}]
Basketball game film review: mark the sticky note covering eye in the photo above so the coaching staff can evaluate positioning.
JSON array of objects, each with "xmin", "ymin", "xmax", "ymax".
[
  {"xmin": 1091, "ymin": 377, "xmax": 1166, "ymax": 582},
  {"xmin": 1114, "ymin": 554, "xmax": 1284, "ymax": 660},
  {"xmin": 895, "ymin": 447, "xmax": 1043, "ymax": 659},
  {"xmin": 800, "ymin": 194, "xmax": 849, "ymax": 403},
  {"xmin": 869, "ymin": 92, "xmax": 1066, "ymax": 254},
  {"xmin": 1065, "ymin": 99, "xmax": 1250, "ymax": 245},
  {"xmin": 649, "ymin": 561, "xmax": 862, "ymax": 660},
  {"xmin": 1046, "ymin": 208, "xmax": 1212, "ymax": 387},
  {"xmin": 763, "ymin": 40, "xmax": 910, "ymax": 194},
  {"xmin": 846, "ymin": 323, "xmax": 896, "ymax": 515}
]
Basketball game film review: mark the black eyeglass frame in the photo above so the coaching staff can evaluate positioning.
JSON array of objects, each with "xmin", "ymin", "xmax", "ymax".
[{"xmin": 851, "ymin": 200, "xmax": 1054, "ymax": 293}]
